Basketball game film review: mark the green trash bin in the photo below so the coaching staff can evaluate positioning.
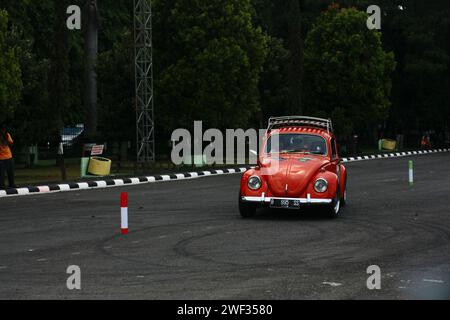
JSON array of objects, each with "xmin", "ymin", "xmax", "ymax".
[{"xmin": 80, "ymin": 157, "xmax": 90, "ymax": 178}]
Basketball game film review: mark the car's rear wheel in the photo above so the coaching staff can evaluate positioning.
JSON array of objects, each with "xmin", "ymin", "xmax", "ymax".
[
  {"xmin": 239, "ymin": 194, "xmax": 256, "ymax": 218},
  {"xmin": 326, "ymin": 186, "xmax": 341, "ymax": 218}
]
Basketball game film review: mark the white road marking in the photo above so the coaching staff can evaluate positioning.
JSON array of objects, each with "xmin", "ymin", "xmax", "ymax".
[
  {"xmin": 17, "ymin": 188, "xmax": 30, "ymax": 195},
  {"xmin": 322, "ymin": 281, "xmax": 342, "ymax": 287},
  {"xmin": 113, "ymin": 179, "xmax": 124, "ymax": 186},
  {"xmin": 58, "ymin": 184, "xmax": 70, "ymax": 191},
  {"xmin": 96, "ymin": 181, "xmax": 107, "ymax": 187},
  {"xmin": 38, "ymin": 186, "xmax": 50, "ymax": 192},
  {"xmin": 422, "ymin": 279, "xmax": 444, "ymax": 284}
]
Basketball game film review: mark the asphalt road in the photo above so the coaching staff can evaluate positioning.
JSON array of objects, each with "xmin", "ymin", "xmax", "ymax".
[{"xmin": 0, "ymin": 153, "xmax": 449, "ymax": 299}]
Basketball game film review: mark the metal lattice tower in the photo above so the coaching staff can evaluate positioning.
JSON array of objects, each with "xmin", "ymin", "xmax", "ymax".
[{"xmin": 134, "ymin": 0, "xmax": 155, "ymax": 163}]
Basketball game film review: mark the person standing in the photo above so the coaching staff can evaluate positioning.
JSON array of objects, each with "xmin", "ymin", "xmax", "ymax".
[{"xmin": 0, "ymin": 123, "xmax": 16, "ymax": 189}]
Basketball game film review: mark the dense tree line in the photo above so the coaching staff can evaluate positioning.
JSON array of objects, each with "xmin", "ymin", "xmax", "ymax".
[
  {"xmin": 0, "ymin": 0, "xmax": 449, "ymax": 158},
  {"xmin": 302, "ymin": 4, "xmax": 396, "ymax": 142}
]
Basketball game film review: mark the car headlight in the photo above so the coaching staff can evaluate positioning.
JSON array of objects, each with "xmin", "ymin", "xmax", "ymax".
[
  {"xmin": 247, "ymin": 175, "xmax": 262, "ymax": 190},
  {"xmin": 314, "ymin": 178, "xmax": 328, "ymax": 193}
]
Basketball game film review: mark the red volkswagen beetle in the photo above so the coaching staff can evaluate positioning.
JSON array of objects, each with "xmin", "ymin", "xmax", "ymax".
[{"xmin": 239, "ymin": 116, "xmax": 347, "ymax": 218}]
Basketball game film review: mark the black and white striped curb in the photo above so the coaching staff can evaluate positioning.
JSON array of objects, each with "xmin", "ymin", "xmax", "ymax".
[
  {"xmin": 341, "ymin": 148, "xmax": 450, "ymax": 163},
  {"xmin": 0, "ymin": 168, "xmax": 249, "ymax": 198},
  {"xmin": 1, "ymin": 148, "xmax": 449, "ymax": 198}
]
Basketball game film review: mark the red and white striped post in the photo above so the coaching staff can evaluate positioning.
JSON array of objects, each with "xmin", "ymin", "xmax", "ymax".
[{"xmin": 120, "ymin": 192, "xmax": 128, "ymax": 235}]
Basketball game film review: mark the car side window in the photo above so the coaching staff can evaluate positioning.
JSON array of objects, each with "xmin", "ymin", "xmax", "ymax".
[{"xmin": 331, "ymin": 138, "xmax": 337, "ymax": 159}]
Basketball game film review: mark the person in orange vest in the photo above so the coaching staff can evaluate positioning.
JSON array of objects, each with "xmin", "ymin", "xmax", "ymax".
[
  {"xmin": 0, "ymin": 123, "xmax": 16, "ymax": 189},
  {"xmin": 420, "ymin": 132, "xmax": 431, "ymax": 149}
]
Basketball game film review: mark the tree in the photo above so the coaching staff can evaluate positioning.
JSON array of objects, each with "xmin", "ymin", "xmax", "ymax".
[
  {"xmin": 83, "ymin": 0, "xmax": 100, "ymax": 139},
  {"xmin": 259, "ymin": 36, "xmax": 290, "ymax": 122},
  {"xmin": 379, "ymin": 0, "xmax": 450, "ymax": 144},
  {"xmin": 7, "ymin": 23, "xmax": 51, "ymax": 146},
  {"xmin": 47, "ymin": 0, "xmax": 71, "ymax": 144},
  {"xmin": 302, "ymin": 4, "xmax": 396, "ymax": 142},
  {"xmin": 285, "ymin": 0, "xmax": 303, "ymax": 115},
  {"xmin": 97, "ymin": 28, "xmax": 135, "ymax": 144},
  {"xmin": 153, "ymin": 0, "xmax": 268, "ymax": 132},
  {"xmin": 253, "ymin": 0, "xmax": 306, "ymax": 116},
  {"xmin": 0, "ymin": 10, "xmax": 22, "ymax": 124}
]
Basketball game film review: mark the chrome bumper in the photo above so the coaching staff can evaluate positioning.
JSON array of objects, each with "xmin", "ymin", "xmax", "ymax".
[{"xmin": 241, "ymin": 194, "xmax": 332, "ymax": 204}]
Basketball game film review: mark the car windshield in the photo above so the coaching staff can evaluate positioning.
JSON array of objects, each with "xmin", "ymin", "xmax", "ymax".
[{"xmin": 265, "ymin": 133, "xmax": 327, "ymax": 155}]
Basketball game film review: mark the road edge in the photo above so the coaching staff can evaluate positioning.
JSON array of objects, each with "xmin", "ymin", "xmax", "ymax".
[{"xmin": 1, "ymin": 148, "xmax": 449, "ymax": 198}]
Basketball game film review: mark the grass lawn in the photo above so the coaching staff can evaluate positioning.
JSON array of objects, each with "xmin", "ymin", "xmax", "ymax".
[
  {"xmin": 13, "ymin": 162, "xmax": 135, "ymax": 186},
  {"xmin": 12, "ymin": 159, "xmax": 210, "ymax": 186}
]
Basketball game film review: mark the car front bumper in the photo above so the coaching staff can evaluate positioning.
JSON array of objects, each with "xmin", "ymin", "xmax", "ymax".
[{"xmin": 240, "ymin": 195, "xmax": 332, "ymax": 204}]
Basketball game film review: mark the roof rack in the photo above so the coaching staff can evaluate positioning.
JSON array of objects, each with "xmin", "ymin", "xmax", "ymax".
[{"xmin": 267, "ymin": 116, "xmax": 333, "ymax": 133}]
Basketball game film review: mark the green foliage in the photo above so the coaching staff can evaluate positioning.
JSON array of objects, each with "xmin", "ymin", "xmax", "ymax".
[
  {"xmin": 7, "ymin": 24, "xmax": 51, "ymax": 145},
  {"xmin": 1, "ymin": 1, "xmax": 85, "ymax": 145},
  {"xmin": 97, "ymin": 28, "xmax": 135, "ymax": 143},
  {"xmin": 382, "ymin": 0, "xmax": 450, "ymax": 136},
  {"xmin": 1, "ymin": 0, "xmax": 448, "ymax": 153},
  {"xmin": 0, "ymin": 10, "xmax": 22, "ymax": 123},
  {"xmin": 259, "ymin": 36, "xmax": 290, "ymax": 121},
  {"xmin": 302, "ymin": 4, "xmax": 396, "ymax": 138},
  {"xmin": 154, "ymin": 0, "xmax": 268, "ymax": 131}
]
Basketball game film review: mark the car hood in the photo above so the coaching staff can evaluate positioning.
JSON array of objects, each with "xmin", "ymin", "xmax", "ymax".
[{"xmin": 260, "ymin": 154, "xmax": 329, "ymax": 197}]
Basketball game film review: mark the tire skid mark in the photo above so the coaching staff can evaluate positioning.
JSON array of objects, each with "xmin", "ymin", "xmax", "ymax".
[{"xmin": 170, "ymin": 215, "xmax": 450, "ymax": 270}]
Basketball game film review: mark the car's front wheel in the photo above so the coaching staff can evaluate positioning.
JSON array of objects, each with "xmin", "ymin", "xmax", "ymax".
[
  {"xmin": 238, "ymin": 194, "xmax": 256, "ymax": 218},
  {"xmin": 326, "ymin": 186, "xmax": 341, "ymax": 218},
  {"xmin": 341, "ymin": 176, "xmax": 347, "ymax": 207}
]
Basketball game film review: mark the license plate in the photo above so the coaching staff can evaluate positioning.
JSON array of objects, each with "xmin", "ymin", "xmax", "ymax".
[{"xmin": 270, "ymin": 199, "xmax": 301, "ymax": 209}]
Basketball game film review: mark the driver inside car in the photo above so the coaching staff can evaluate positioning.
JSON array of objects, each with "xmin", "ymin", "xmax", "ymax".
[{"xmin": 292, "ymin": 136, "xmax": 305, "ymax": 151}]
